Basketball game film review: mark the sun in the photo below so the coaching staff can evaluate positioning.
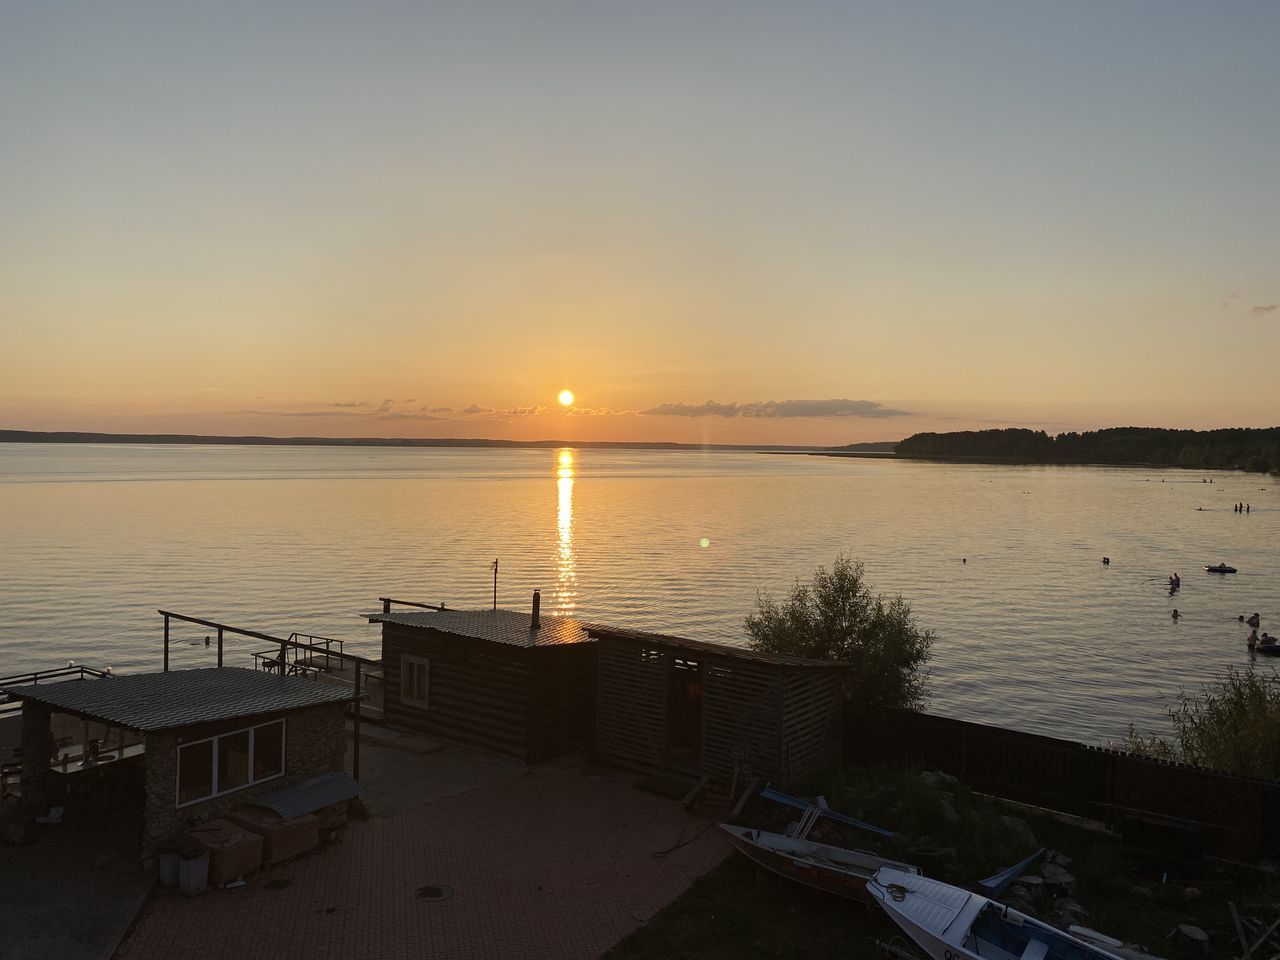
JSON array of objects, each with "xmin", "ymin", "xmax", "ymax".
[{"xmin": 558, "ymin": 389, "xmax": 575, "ymax": 407}]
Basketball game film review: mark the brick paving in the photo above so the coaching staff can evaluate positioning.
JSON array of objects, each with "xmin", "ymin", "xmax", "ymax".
[{"xmin": 115, "ymin": 761, "xmax": 728, "ymax": 960}]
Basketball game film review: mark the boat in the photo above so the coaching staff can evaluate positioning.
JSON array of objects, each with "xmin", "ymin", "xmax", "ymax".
[
  {"xmin": 868, "ymin": 867, "xmax": 1126, "ymax": 960},
  {"xmin": 1257, "ymin": 644, "xmax": 1280, "ymax": 657},
  {"xmin": 720, "ymin": 824, "xmax": 920, "ymax": 901},
  {"xmin": 1204, "ymin": 564, "xmax": 1237, "ymax": 574}
]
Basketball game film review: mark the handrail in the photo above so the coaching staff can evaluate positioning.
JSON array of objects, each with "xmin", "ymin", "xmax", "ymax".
[
  {"xmin": 0, "ymin": 665, "xmax": 111, "ymax": 688},
  {"xmin": 377, "ymin": 597, "xmax": 449, "ymax": 614},
  {"xmin": 158, "ymin": 610, "xmax": 379, "ymax": 668}
]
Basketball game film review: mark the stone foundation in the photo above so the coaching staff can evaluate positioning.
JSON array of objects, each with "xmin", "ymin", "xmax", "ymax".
[{"xmin": 142, "ymin": 702, "xmax": 347, "ymax": 859}]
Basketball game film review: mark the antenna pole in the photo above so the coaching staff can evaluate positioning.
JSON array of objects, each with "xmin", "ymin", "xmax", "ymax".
[{"xmin": 492, "ymin": 559, "xmax": 498, "ymax": 610}]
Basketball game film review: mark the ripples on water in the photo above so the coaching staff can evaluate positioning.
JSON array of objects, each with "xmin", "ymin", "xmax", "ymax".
[{"xmin": 1, "ymin": 443, "xmax": 1276, "ymax": 745}]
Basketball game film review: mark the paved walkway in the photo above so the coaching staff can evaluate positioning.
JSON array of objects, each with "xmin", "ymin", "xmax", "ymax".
[{"xmin": 115, "ymin": 760, "xmax": 728, "ymax": 960}]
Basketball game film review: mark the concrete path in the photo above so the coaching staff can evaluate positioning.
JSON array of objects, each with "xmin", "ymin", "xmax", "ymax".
[
  {"xmin": 345, "ymin": 724, "xmax": 526, "ymax": 818},
  {"xmin": 115, "ymin": 759, "xmax": 728, "ymax": 960},
  {"xmin": 1, "ymin": 815, "xmax": 153, "ymax": 960}
]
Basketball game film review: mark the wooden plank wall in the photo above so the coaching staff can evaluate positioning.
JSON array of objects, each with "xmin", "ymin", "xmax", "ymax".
[
  {"xmin": 595, "ymin": 640, "xmax": 667, "ymax": 773},
  {"xmin": 382, "ymin": 624, "xmax": 530, "ymax": 758},
  {"xmin": 527, "ymin": 644, "xmax": 599, "ymax": 764},
  {"xmin": 845, "ymin": 708, "xmax": 1279, "ymax": 861},
  {"xmin": 780, "ymin": 669, "xmax": 844, "ymax": 784},
  {"xmin": 702, "ymin": 659, "xmax": 785, "ymax": 786}
]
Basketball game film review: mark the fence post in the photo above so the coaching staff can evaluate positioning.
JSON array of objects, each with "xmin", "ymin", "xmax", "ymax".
[
  {"xmin": 163, "ymin": 614, "xmax": 170, "ymax": 672},
  {"xmin": 217, "ymin": 626, "xmax": 223, "ymax": 669},
  {"xmin": 353, "ymin": 662, "xmax": 362, "ymax": 783}
]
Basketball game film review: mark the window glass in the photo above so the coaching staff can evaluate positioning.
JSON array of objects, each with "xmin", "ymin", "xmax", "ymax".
[
  {"xmin": 217, "ymin": 730, "xmax": 250, "ymax": 793},
  {"xmin": 177, "ymin": 740, "xmax": 214, "ymax": 805},
  {"xmin": 253, "ymin": 722, "xmax": 284, "ymax": 780},
  {"xmin": 403, "ymin": 656, "xmax": 430, "ymax": 707}
]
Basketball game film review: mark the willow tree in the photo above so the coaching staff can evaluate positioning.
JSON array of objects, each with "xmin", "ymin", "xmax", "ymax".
[{"xmin": 746, "ymin": 555, "xmax": 934, "ymax": 713}]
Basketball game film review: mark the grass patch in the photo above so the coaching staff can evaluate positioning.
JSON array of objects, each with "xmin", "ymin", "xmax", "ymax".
[{"xmin": 606, "ymin": 765, "xmax": 1280, "ymax": 959}]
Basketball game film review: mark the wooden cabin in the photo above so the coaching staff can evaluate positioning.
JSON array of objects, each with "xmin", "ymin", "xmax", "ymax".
[
  {"xmin": 370, "ymin": 595, "xmax": 597, "ymax": 763},
  {"xmin": 590, "ymin": 626, "xmax": 847, "ymax": 790}
]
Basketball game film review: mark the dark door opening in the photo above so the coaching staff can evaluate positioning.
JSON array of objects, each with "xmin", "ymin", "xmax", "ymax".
[{"xmin": 666, "ymin": 657, "xmax": 703, "ymax": 774}]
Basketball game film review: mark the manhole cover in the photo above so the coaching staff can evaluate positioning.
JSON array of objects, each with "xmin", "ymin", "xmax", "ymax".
[{"xmin": 416, "ymin": 884, "xmax": 454, "ymax": 902}]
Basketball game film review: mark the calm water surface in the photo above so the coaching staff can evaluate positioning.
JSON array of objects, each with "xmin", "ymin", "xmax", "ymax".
[{"xmin": 1, "ymin": 443, "xmax": 1277, "ymax": 745}]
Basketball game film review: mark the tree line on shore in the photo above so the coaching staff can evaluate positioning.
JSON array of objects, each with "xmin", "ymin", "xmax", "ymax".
[{"xmin": 896, "ymin": 426, "xmax": 1280, "ymax": 472}]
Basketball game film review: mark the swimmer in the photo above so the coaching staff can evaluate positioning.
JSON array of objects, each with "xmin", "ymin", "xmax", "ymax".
[
  {"xmin": 1247, "ymin": 613, "xmax": 1261, "ymax": 628},
  {"xmin": 1171, "ymin": 609, "xmax": 1181, "ymax": 620},
  {"xmin": 1101, "ymin": 556, "xmax": 1111, "ymax": 565}
]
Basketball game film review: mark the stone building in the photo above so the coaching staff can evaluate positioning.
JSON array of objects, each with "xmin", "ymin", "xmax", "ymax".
[{"xmin": 4, "ymin": 667, "xmax": 352, "ymax": 858}]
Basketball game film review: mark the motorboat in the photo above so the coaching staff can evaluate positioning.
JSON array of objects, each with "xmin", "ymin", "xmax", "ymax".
[
  {"xmin": 868, "ymin": 867, "xmax": 1126, "ymax": 960},
  {"xmin": 1204, "ymin": 564, "xmax": 1237, "ymax": 574}
]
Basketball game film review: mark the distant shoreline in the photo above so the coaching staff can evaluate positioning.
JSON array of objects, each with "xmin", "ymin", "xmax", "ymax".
[{"xmin": 0, "ymin": 428, "xmax": 859, "ymax": 454}]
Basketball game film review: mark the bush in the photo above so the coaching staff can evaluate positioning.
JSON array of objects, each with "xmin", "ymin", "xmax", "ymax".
[
  {"xmin": 1125, "ymin": 666, "xmax": 1280, "ymax": 779},
  {"xmin": 745, "ymin": 556, "xmax": 934, "ymax": 713}
]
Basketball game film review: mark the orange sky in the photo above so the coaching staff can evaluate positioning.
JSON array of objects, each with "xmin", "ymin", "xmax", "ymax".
[{"xmin": 3, "ymin": 4, "xmax": 1279, "ymax": 445}]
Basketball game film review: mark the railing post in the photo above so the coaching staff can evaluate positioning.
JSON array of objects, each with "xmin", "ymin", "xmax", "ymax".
[
  {"xmin": 279, "ymin": 641, "xmax": 288, "ymax": 675},
  {"xmin": 382, "ymin": 598, "xmax": 391, "ymax": 614},
  {"xmin": 163, "ymin": 614, "xmax": 170, "ymax": 672},
  {"xmin": 353, "ymin": 661, "xmax": 362, "ymax": 783},
  {"xmin": 217, "ymin": 626, "xmax": 223, "ymax": 668}
]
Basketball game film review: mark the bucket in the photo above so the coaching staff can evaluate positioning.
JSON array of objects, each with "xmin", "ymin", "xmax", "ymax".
[{"xmin": 178, "ymin": 849, "xmax": 209, "ymax": 896}]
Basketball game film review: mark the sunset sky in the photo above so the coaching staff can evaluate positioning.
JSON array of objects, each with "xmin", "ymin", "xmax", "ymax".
[{"xmin": 2, "ymin": 3, "xmax": 1278, "ymax": 445}]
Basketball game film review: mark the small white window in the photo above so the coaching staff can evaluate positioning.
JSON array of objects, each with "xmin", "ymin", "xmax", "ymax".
[{"xmin": 402, "ymin": 655, "xmax": 430, "ymax": 709}]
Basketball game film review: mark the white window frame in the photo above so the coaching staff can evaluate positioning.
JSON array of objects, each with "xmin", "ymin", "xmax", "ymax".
[
  {"xmin": 175, "ymin": 719, "xmax": 286, "ymax": 809},
  {"xmin": 402, "ymin": 655, "xmax": 431, "ymax": 709}
]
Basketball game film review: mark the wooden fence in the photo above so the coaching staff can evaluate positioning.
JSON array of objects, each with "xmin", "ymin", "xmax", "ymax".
[{"xmin": 845, "ymin": 710, "xmax": 1280, "ymax": 861}]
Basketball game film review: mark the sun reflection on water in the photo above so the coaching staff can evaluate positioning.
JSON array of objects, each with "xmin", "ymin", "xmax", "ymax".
[{"xmin": 555, "ymin": 449, "xmax": 576, "ymax": 611}]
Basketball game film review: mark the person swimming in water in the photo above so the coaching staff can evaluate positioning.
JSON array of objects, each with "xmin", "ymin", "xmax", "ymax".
[
  {"xmin": 1247, "ymin": 613, "xmax": 1261, "ymax": 628},
  {"xmin": 1171, "ymin": 609, "xmax": 1181, "ymax": 620},
  {"xmin": 1248, "ymin": 629, "xmax": 1260, "ymax": 650}
]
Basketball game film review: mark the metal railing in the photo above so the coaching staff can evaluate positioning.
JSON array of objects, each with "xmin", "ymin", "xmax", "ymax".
[{"xmin": 0, "ymin": 665, "xmax": 112, "ymax": 718}]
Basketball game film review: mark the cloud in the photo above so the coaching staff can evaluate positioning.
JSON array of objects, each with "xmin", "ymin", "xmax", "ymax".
[
  {"xmin": 566, "ymin": 406, "xmax": 621, "ymax": 416},
  {"xmin": 242, "ymin": 409, "xmax": 369, "ymax": 418},
  {"xmin": 333, "ymin": 401, "xmax": 366, "ymax": 408},
  {"xmin": 420, "ymin": 405, "xmax": 453, "ymax": 413},
  {"xmin": 375, "ymin": 399, "xmax": 394, "ymax": 413},
  {"xmin": 461, "ymin": 403, "xmax": 548, "ymax": 418},
  {"xmin": 640, "ymin": 398, "xmax": 909, "ymax": 419},
  {"xmin": 375, "ymin": 411, "xmax": 445, "ymax": 421},
  {"xmin": 1251, "ymin": 304, "xmax": 1277, "ymax": 315}
]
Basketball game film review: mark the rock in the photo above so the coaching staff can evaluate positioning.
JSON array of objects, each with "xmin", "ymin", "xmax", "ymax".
[
  {"xmin": 1182, "ymin": 886, "xmax": 1201, "ymax": 900},
  {"xmin": 1047, "ymin": 851, "xmax": 1073, "ymax": 868},
  {"xmin": 1053, "ymin": 897, "xmax": 1089, "ymax": 921},
  {"xmin": 1013, "ymin": 874, "xmax": 1045, "ymax": 894},
  {"xmin": 1131, "ymin": 885, "xmax": 1152, "ymax": 897},
  {"xmin": 1001, "ymin": 815, "xmax": 1039, "ymax": 849},
  {"xmin": 1041, "ymin": 862, "xmax": 1077, "ymax": 897},
  {"xmin": 1168, "ymin": 924, "xmax": 1210, "ymax": 959}
]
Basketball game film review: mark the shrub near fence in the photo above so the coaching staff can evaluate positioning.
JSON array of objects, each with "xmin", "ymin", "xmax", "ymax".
[{"xmin": 845, "ymin": 710, "xmax": 1280, "ymax": 862}]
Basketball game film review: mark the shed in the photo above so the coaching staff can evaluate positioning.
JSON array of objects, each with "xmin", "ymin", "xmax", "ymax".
[
  {"xmin": 370, "ymin": 597, "xmax": 597, "ymax": 763},
  {"xmin": 3, "ymin": 667, "xmax": 354, "ymax": 858},
  {"xmin": 590, "ymin": 626, "xmax": 847, "ymax": 790}
]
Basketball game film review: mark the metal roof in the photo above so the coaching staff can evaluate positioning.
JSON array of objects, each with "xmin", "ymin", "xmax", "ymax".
[
  {"xmin": 583, "ymin": 625, "xmax": 849, "ymax": 669},
  {"xmin": 368, "ymin": 608, "xmax": 591, "ymax": 648},
  {"xmin": 252, "ymin": 772, "xmax": 360, "ymax": 819},
  {"xmin": 1, "ymin": 667, "xmax": 356, "ymax": 732}
]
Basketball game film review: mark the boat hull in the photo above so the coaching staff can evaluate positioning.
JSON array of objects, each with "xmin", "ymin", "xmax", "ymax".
[{"xmin": 721, "ymin": 825, "xmax": 913, "ymax": 902}]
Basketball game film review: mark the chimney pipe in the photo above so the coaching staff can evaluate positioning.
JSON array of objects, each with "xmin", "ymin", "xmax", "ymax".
[{"xmin": 531, "ymin": 590, "xmax": 541, "ymax": 631}]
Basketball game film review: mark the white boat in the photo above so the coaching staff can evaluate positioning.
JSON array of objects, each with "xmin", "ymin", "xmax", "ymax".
[
  {"xmin": 720, "ymin": 824, "xmax": 919, "ymax": 901},
  {"xmin": 868, "ymin": 867, "xmax": 1126, "ymax": 960}
]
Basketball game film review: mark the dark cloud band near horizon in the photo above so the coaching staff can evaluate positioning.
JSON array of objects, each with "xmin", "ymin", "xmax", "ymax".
[{"xmin": 638, "ymin": 398, "xmax": 910, "ymax": 419}]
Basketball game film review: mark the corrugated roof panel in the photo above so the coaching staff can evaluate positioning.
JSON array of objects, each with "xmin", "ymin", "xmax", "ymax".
[
  {"xmin": 1, "ymin": 667, "xmax": 355, "ymax": 732},
  {"xmin": 369, "ymin": 608, "xmax": 591, "ymax": 648},
  {"xmin": 253, "ymin": 772, "xmax": 360, "ymax": 819}
]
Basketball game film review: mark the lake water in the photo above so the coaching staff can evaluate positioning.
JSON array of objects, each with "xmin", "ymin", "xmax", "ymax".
[{"xmin": 1, "ymin": 442, "xmax": 1276, "ymax": 745}]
